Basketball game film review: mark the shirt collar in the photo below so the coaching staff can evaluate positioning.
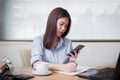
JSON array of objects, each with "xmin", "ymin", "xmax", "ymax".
[{"xmin": 55, "ymin": 37, "xmax": 65, "ymax": 49}]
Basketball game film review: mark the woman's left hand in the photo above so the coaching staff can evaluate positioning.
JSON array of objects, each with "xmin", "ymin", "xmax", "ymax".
[{"xmin": 69, "ymin": 50, "xmax": 79, "ymax": 62}]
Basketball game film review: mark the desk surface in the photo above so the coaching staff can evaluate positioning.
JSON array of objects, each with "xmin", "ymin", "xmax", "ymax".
[{"xmin": 13, "ymin": 66, "xmax": 87, "ymax": 80}]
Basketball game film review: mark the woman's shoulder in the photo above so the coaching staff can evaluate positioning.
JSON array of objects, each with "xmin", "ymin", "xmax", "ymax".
[
  {"xmin": 62, "ymin": 37, "xmax": 72, "ymax": 43},
  {"xmin": 33, "ymin": 34, "xmax": 44, "ymax": 42}
]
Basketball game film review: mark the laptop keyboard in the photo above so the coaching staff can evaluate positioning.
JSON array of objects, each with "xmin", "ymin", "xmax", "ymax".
[{"xmin": 90, "ymin": 68, "xmax": 115, "ymax": 80}]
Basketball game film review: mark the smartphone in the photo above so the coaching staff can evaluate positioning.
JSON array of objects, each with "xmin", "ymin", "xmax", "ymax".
[
  {"xmin": 13, "ymin": 74, "xmax": 34, "ymax": 79},
  {"xmin": 67, "ymin": 45, "xmax": 85, "ymax": 56}
]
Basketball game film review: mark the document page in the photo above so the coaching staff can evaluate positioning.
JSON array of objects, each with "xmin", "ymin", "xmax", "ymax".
[{"xmin": 55, "ymin": 65, "xmax": 96, "ymax": 76}]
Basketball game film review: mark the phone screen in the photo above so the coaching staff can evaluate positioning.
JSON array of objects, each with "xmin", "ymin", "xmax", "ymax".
[{"xmin": 67, "ymin": 45, "xmax": 85, "ymax": 56}]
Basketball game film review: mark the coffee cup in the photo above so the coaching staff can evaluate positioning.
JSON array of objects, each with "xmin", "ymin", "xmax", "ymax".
[{"xmin": 35, "ymin": 62, "xmax": 49, "ymax": 74}]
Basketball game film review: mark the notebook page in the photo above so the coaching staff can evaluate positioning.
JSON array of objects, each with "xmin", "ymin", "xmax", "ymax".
[{"xmin": 55, "ymin": 65, "xmax": 96, "ymax": 76}]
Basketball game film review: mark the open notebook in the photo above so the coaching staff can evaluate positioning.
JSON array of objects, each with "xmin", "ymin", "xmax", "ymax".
[{"xmin": 55, "ymin": 65, "xmax": 96, "ymax": 76}]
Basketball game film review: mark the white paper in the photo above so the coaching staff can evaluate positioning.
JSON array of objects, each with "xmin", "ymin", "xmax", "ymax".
[{"xmin": 55, "ymin": 65, "xmax": 96, "ymax": 76}]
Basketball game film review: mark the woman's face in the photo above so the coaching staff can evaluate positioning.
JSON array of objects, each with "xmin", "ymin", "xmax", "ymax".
[{"xmin": 56, "ymin": 17, "xmax": 69, "ymax": 37}]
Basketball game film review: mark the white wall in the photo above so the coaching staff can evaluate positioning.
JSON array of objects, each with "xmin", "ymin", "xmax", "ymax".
[
  {"xmin": 73, "ymin": 42, "xmax": 120, "ymax": 67},
  {"xmin": 0, "ymin": 41, "xmax": 120, "ymax": 67},
  {"xmin": 0, "ymin": 41, "xmax": 32, "ymax": 67}
]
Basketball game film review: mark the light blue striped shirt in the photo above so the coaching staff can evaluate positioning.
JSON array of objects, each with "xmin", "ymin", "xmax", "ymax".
[{"xmin": 30, "ymin": 35, "xmax": 73, "ymax": 65}]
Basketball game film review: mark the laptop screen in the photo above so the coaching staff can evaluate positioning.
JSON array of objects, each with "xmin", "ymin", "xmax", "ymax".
[{"xmin": 112, "ymin": 53, "xmax": 120, "ymax": 80}]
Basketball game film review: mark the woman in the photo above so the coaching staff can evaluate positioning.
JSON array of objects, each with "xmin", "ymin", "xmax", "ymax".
[{"xmin": 31, "ymin": 7, "xmax": 78, "ymax": 72}]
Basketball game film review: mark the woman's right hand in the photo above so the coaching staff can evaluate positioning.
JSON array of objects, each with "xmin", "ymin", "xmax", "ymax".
[
  {"xmin": 33, "ymin": 60, "xmax": 41, "ymax": 70},
  {"xmin": 48, "ymin": 62, "xmax": 77, "ymax": 72},
  {"xmin": 63, "ymin": 62, "xmax": 77, "ymax": 72}
]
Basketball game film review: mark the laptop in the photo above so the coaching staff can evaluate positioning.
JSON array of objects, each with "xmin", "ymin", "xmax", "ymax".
[
  {"xmin": 112, "ymin": 53, "xmax": 120, "ymax": 80},
  {"xmin": 77, "ymin": 53, "xmax": 120, "ymax": 80}
]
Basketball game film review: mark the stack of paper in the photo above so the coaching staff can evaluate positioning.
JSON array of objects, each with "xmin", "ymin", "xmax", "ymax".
[
  {"xmin": 0, "ymin": 61, "xmax": 7, "ymax": 74},
  {"xmin": 56, "ymin": 65, "xmax": 96, "ymax": 76}
]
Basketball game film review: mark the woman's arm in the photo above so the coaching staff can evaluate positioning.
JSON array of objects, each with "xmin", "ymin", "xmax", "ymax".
[
  {"xmin": 48, "ymin": 62, "xmax": 77, "ymax": 72},
  {"xmin": 33, "ymin": 60, "xmax": 77, "ymax": 72}
]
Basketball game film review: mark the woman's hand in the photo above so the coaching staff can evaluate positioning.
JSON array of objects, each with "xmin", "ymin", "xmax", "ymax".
[
  {"xmin": 33, "ymin": 60, "xmax": 41, "ymax": 70},
  {"xmin": 64, "ymin": 62, "xmax": 77, "ymax": 72},
  {"xmin": 48, "ymin": 62, "xmax": 77, "ymax": 72},
  {"xmin": 69, "ymin": 50, "xmax": 79, "ymax": 62}
]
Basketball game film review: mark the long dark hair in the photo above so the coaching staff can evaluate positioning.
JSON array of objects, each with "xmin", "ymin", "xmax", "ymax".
[{"xmin": 43, "ymin": 7, "xmax": 71, "ymax": 49}]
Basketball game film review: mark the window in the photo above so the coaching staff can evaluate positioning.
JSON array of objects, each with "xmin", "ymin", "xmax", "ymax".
[{"xmin": 0, "ymin": 0, "xmax": 120, "ymax": 41}]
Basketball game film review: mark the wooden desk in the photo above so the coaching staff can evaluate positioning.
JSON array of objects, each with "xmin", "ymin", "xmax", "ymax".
[{"xmin": 13, "ymin": 66, "xmax": 87, "ymax": 80}]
